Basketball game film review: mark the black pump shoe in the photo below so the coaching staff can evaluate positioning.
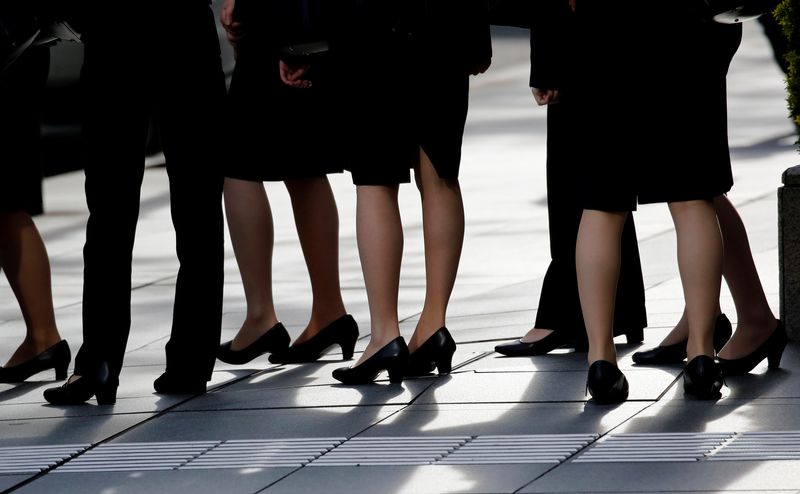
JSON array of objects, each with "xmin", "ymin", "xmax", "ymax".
[
  {"xmin": 718, "ymin": 320, "xmax": 787, "ymax": 376},
  {"xmin": 43, "ymin": 363, "xmax": 117, "ymax": 406},
  {"xmin": 632, "ymin": 314, "xmax": 732, "ymax": 365},
  {"xmin": 405, "ymin": 327, "xmax": 456, "ymax": 376},
  {"xmin": 269, "ymin": 315, "xmax": 359, "ymax": 364},
  {"xmin": 586, "ymin": 360, "xmax": 629, "ymax": 404},
  {"xmin": 494, "ymin": 330, "xmax": 570, "ymax": 357},
  {"xmin": 0, "ymin": 340, "xmax": 71, "ymax": 383},
  {"xmin": 217, "ymin": 323, "xmax": 290, "ymax": 365},
  {"xmin": 332, "ymin": 337, "xmax": 409, "ymax": 385},
  {"xmin": 683, "ymin": 355, "xmax": 724, "ymax": 400}
]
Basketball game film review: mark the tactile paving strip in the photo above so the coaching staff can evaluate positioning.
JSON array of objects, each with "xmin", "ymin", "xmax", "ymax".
[
  {"xmin": 709, "ymin": 431, "xmax": 800, "ymax": 461},
  {"xmin": 309, "ymin": 436, "xmax": 472, "ymax": 466},
  {"xmin": 180, "ymin": 438, "xmax": 344, "ymax": 469},
  {"xmin": 54, "ymin": 441, "xmax": 220, "ymax": 472},
  {"xmin": 573, "ymin": 433, "xmax": 734, "ymax": 463},
  {"xmin": 438, "ymin": 434, "xmax": 598, "ymax": 465},
  {"xmin": 0, "ymin": 444, "xmax": 89, "ymax": 475}
]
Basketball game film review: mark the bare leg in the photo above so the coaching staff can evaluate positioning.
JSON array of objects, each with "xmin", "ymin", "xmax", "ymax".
[
  {"xmin": 409, "ymin": 150, "xmax": 464, "ymax": 352},
  {"xmin": 668, "ymin": 200, "xmax": 723, "ymax": 360},
  {"xmin": 285, "ymin": 177, "xmax": 347, "ymax": 344},
  {"xmin": 354, "ymin": 185, "xmax": 403, "ymax": 365},
  {"xmin": 658, "ymin": 195, "xmax": 773, "ymax": 351},
  {"xmin": 576, "ymin": 209, "xmax": 627, "ymax": 364},
  {"xmin": 223, "ymin": 178, "xmax": 279, "ymax": 350},
  {"xmin": 713, "ymin": 195, "xmax": 777, "ymax": 359},
  {"xmin": 0, "ymin": 212, "xmax": 62, "ymax": 367}
]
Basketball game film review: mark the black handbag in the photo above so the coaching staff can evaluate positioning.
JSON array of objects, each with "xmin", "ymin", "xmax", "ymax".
[
  {"xmin": 702, "ymin": 0, "xmax": 781, "ymax": 23},
  {"xmin": 1, "ymin": 0, "xmax": 81, "ymax": 75}
]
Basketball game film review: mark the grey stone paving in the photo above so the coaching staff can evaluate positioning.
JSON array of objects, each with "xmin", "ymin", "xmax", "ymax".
[{"xmin": 0, "ymin": 23, "xmax": 798, "ymax": 493}]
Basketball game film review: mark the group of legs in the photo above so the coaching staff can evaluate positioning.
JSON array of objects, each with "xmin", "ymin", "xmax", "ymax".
[{"xmin": 556, "ymin": 1, "xmax": 784, "ymax": 402}]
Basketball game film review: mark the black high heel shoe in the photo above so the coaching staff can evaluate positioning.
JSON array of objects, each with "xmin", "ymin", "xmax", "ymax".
[
  {"xmin": 269, "ymin": 315, "xmax": 359, "ymax": 364},
  {"xmin": 217, "ymin": 322, "xmax": 290, "ymax": 365},
  {"xmin": 718, "ymin": 320, "xmax": 787, "ymax": 376},
  {"xmin": 332, "ymin": 337, "xmax": 409, "ymax": 385},
  {"xmin": 405, "ymin": 327, "xmax": 456, "ymax": 376},
  {"xmin": 0, "ymin": 340, "xmax": 71, "ymax": 383},
  {"xmin": 494, "ymin": 330, "xmax": 570, "ymax": 357},
  {"xmin": 586, "ymin": 360, "xmax": 629, "ymax": 404},
  {"xmin": 683, "ymin": 355, "xmax": 724, "ymax": 400},
  {"xmin": 632, "ymin": 314, "xmax": 732, "ymax": 365},
  {"xmin": 43, "ymin": 363, "xmax": 117, "ymax": 406}
]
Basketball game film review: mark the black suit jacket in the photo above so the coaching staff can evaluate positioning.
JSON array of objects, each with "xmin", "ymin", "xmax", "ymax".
[{"xmin": 332, "ymin": 0, "xmax": 491, "ymax": 72}]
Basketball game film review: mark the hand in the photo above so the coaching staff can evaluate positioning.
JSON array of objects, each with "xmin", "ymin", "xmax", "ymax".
[
  {"xmin": 532, "ymin": 88, "xmax": 560, "ymax": 106},
  {"xmin": 280, "ymin": 61, "xmax": 313, "ymax": 89},
  {"xmin": 569, "ymin": 0, "xmax": 576, "ymax": 11},
  {"xmin": 220, "ymin": 0, "xmax": 244, "ymax": 52},
  {"xmin": 468, "ymin": 57, "xmax": 492, "ymax": 76}
]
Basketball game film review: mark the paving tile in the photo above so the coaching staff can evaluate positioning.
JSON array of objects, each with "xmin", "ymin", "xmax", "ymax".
[
  {"xmin": 175, "ymin": 378, "xmax": 432, "ymax": 412},
  {"xmin": 0, "ymin": 475, "xmax": 31, "ymax": 492},
  {"xmin": 616, "ymin": 398, "xmax": 800, "ymax": 434},
  {"xmin": 113, "ymin": 406, "xmax": 403, "ymax": 442},
  {"xmin": 264, "ymin": 464, "xmax": 547, "ymax": 494},
  {"xmin": 414, "ymin": 369, "xmax": 679, "ymax": 404},
  {"xmin": 518, "ymin": 461, "xmax": 800, "ymax": 493},
  {"xmin": 359, "ymin": 402, "xmax": 648, "ymax": 437},
  {"xmin": 0, "ymin": 413, "xmax": 154, "ymax": 447},
  {"xmin": 458, "ymin": 339, "xmax": 677, "ymax": 373},
  {"xmin": 15, "ymin": 469, "xmax": 293, "ymax": 494}
]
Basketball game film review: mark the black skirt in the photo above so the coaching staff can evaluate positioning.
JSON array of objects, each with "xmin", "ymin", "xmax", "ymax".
[
  {"xmin": 574, "ymin": 3, "xmax": 742, "ymax": 211},
  {"xmin": 330, "ymin": 0, "xmax": 488, "ymax": 186},
  {"xmin": 225, "ymin": 43, "xmax": 342, "ymax": 183},
  {"xmin": 0, "ymin": 47, "xmax": 49, "ymax": 215}
]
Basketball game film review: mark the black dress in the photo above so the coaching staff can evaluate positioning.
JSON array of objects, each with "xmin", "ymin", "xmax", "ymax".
[
  {"xmin": 574, "ymin": 2, "xmax": 742, "ymax": 212},
  {"xmin": 0, "ymin": 46, "xmax": 49, "ymax": 216},
  {"xmin": 331, "ymin": 0, "xmax": 492, "ymax": 186},
  {"xmin": 226, "ymin": 0, "xmax": 342, "ymax": 182}
]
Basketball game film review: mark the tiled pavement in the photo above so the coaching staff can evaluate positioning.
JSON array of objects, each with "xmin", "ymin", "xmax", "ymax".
[{"xmin": 1, "ymin": 24, "xmax": 799, "ymax": 493}]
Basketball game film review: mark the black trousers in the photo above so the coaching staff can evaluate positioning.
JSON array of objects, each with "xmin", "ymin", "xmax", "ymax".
[
  {"xmin": 74, "ymin": 1, "xmax": 226, "ymax": 383},
  {"xmin": 534, "ymin": 95, "xmax": 647, "ymax": 347}
]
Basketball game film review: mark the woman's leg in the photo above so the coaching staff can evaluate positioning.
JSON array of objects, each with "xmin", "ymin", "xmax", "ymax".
[
  {"xmin": 224, "ymin": 178, "xmax": 279, "ymax": 350},
  {"xmin": 285, "ymin": 177, "xmax": 347, "ymax": 344},
  {"xmin": 355, "ymin": 184, "xmax": 403, "ymax": 365},
  {"xmin": 0, "ymin": 212, "xmax": 62, "ymax": 367},
  {"xmin": 409, "ymin": 150, "xmax": 464, "ymax": 352},
  {"xmin": 576, "ymin": 209, "xmax": 628, "ymax": 364},
  {"xmin": 713, "ymin": 195, "xmax": 777, "ymax": 359},
  {"xmin": 652, "ymin": 195, "xmax": 772, "ymax": 350},
  {"xmin": 668, "ymin": 200, "xmax": 723, "ymax": 360}
]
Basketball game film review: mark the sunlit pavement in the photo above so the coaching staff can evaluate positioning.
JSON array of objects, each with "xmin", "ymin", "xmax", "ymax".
[{"xmin": 1, "ymin": 24, "xmax": 798, "ymax": 493}]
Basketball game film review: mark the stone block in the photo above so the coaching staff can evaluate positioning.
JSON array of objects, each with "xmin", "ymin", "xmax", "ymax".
[{"xmin": 779, "ymin": 165, "xmax": 800, "ymax": 341}]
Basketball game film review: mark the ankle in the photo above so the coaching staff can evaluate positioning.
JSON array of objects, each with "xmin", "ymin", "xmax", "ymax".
[{"xmin": 241, "ymin": 314, "xmax": 279, "ymax": 334}]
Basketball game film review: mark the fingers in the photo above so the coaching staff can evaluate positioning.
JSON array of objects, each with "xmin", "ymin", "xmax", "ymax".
[
  {"xmin": 221, "ymin": 0, "xmax": 236, "ymax": 27},
  {"xmin": 531, "ymin": 88, "xmax": 560, "ymax": 106},
  {"xmin": 279, "ymin": 61, "xmax": 313, "ymax": 89}
]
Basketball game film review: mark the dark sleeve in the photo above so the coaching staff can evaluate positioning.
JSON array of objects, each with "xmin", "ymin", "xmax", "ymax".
[
  {"xmin": 465, "ymin": 0, "xmax": 493, "ymax": 65},
  {"xmin": 529, "ymin": 0, "xmax": 572, "ymax": 89}
]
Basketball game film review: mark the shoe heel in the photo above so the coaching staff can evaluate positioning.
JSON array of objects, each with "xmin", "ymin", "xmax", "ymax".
[
  {"xmin": 767, "ymin": 341, "xmax": 786, "ymax": 370},
  {"xmin": 436, "ymin": 355, "xmax": 453, "ymax": 375},
  {"xmin": 625, "ymin": 328, "xmax": 644, "ymax": 345},
  {"xmin": 95, "ymin": 386, "xmax": 117, "ymax": 406},
  {"xmin": 55, "ymin": 364, "xmax": 69, "ymax": 381},
  {"xmin": 388, "ymin": 367, "xmax": 404, "ymax": 384},
  {"xmin": 340, "ymin": 336, "xmax": 357, "ymax": 361}
]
